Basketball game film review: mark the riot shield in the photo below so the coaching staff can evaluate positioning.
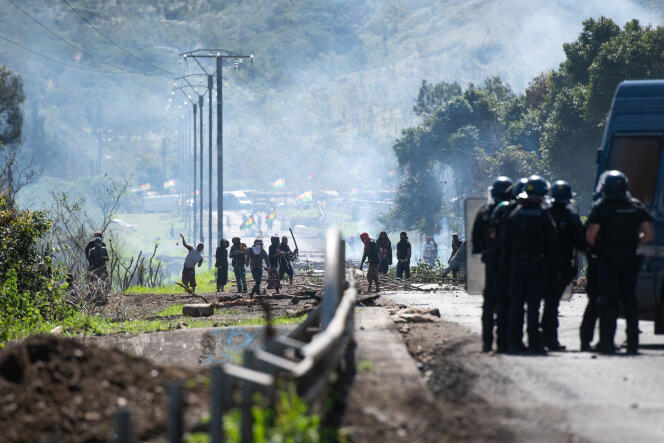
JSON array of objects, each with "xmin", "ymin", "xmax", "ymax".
[{"xmin": 465, "ymin": 197, "xmax": 486, "ymax": 295}]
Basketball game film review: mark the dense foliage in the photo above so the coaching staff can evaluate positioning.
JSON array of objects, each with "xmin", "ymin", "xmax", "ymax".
[
  {"xmin": 387, "ymin": 18, "xmax": 664, "ymax": 234},
  {"xmin": 0, "ymin": 197, "xmax": 69, "ymax": 342}
]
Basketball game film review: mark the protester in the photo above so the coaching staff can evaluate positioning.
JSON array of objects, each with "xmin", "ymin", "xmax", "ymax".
[
  {"xmin": 449, "ymin": 233, "xmax": 462, "ymax": 263},
  {"xmin": 180, "ymin": 233, "xmax": 203, "ymax": 292},
  {"xmin": 360, "ymin": 232, "xmax": 381, "ymax": 293},
  {"xmin": 396, "ymin": 231, "xmax": 411, "ymax": 281},
  {"xmin": 215, "ymin": 239, "xmax": 229, "ymax": 292},
  {"xmin": 88, "ymin": 237, "xmax": 109, "ymax": 289},
  {"xmin": 376, "ymin": 231, "xmax": 392, "ymax": 275},
  {"xmin": 266, "ymin": 236, "xmax": 281, "ymax": 293},
  {"xmin": 85, "ymin": 231, "xmax": 106, "ymax": 269},
  {"xmin": 422, "ymin": 236, "xmax": 438, "ymax": 265},
  {"xmin": 279, "ymin": 236, "xmax": 296, "ymax": 284},
  {"xmin": 246, "ymin": 238, "xmax": 268, "ymax": 297}
]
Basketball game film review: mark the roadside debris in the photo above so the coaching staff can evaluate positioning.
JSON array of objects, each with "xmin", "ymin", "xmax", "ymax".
[{"xmin": 390, "ymin": 307, "xmax": 441, "ymax": 323}]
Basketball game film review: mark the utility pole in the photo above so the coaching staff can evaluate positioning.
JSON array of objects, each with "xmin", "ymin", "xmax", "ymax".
[
  {"xmin": 174, "ymin": 86, "xmax": 200, "ymax": 243},
  {"xmin": 175, "ymin": 75, "xmax": 213, "ymax": 263},
  {"xmin": 199, "ymin": 94, "xmax": 204, "ymax": 244},
  {"xmin": 180, "ymin": 49, "xmax": 253, "ymax": 250},
  {"xmin": 208, "ymin": 74, "xmax": 213, "ymax": 264}
]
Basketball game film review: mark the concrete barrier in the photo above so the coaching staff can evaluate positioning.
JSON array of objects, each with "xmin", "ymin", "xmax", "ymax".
[{"xmin": 84, "ymin": 325, "xmax": 294, "ymax": 368}]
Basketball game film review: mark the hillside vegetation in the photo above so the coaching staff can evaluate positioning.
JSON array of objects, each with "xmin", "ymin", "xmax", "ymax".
[{"xmin": 1, "ymin": 0, "xmax": 660, "ymax": 201}]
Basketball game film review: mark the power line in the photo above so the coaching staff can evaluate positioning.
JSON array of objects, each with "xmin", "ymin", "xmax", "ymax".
[
  {"xmin": 59, "ymin": 0, "xmax": 177, "ymax": 76},
  {"xmin": 0, "ymin": 31, "xmax": 125, "ymax": 74},
  {"xmin": 8, "ymin": 0, "xmax": 141, "ymax": 74}
]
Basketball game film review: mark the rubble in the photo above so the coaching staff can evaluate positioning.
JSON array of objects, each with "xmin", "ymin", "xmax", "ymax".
[{"xmin": 390, "ymin": 307, "xmax": 441, "ymax": 323}]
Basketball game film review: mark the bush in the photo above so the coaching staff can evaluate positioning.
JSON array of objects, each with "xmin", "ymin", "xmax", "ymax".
[{"xmin": 0, "ymin": 196, "xmax": 68, "ymax": 342}]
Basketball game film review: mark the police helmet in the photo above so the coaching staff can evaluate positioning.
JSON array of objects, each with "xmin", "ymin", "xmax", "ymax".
[
  {"xmin": 490, "ymin": 176, "xmax": 513, "ymax": 202},
  {"xmin": 512, "ymin": 177, "xmax": 528, "ymax": 199},
  {"xmin": 551, "ymin": 180, "xmax": 573, "ymax": 203},
  {"xmin": 520, "ymin": 175, "xmax": 549, "ymax": 201},
  {"xmin": 600, "ymin": 170, "xmax": 629, "ymax": 199}
]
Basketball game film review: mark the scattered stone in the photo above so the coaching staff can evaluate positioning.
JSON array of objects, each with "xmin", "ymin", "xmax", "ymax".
[
  {"xmin": 49, "ymin": 326, "xmax": 63, "ymax": 335},
  {"xmin": 391, "ymin": 307, "xmax": 441, "ymax": 323},
  {"xmin": 182, "ymin": 304, "xmax": 214, "ymax": 317}
]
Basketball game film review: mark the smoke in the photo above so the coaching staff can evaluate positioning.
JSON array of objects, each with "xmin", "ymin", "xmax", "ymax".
[{"xmin": 3, "ymin": 0, "xmax": 660, "ymax": 241}]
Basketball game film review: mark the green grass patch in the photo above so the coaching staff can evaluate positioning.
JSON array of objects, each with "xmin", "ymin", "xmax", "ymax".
[
  {"xmin": 125, "ymin": 268, "xmax": 237, "ymax": 295},
  {"xmin": 2, "ymin": 311, "xmax": 308, "ymax": 344},
  {"xmin": 155, "ymin": 304, "xmax": 184, "ymax": 317}
]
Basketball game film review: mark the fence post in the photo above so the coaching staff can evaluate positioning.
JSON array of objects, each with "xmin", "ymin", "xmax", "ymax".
[
  {"xmin": 114, "ymin": 408, "xmax": 133, "ymax": 443},
  {"xmin": 167, "ymin": 382, "xmax": 184, "ymax": 443},
  {"xmin": 210, "ymin": 365, "xmax": 228, "ymax": 443},
  {"xmin": 322, "ymin": 228, "xmax": 343, "ymax": 329},
  {"xmin": 241, "ymin": 349, "xmax": 256, "ymax": 443}
]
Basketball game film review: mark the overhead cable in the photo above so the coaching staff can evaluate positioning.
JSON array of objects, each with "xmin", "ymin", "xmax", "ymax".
[
  {"xmin": 8, "ymin": 0, "xmax": 142, "ymax": 74},
  {"xmin": 0, "ymin": 32, "xmax": 124, "ymax": 73},
  {"xmin": 59, "ymin": 0, "xmax": 177, "ymax": 76}
]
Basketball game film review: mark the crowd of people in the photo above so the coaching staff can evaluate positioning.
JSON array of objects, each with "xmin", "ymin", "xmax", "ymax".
[
  {"xmin": 179, "ymin": 233, "xmax": 298, "ymax": 298},
  {"xmin": 472, "ymin": 171, "xmax": 654, "ymax": 355}
]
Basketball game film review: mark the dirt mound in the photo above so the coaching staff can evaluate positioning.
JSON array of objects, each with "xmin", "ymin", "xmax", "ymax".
[{"xmin": 0, "ymin": 335, "xmax": 207, "ymax": 443}]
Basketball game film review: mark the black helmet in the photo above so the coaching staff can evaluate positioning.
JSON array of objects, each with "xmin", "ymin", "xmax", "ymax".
[
  {"xmin": 551, "ymin": 180, "xmax": 573, "ymax": 203},
  {"xmin": 600, "ymin": 170, "xmax": 629, "ymax": 199},
  {"xmin": 512, "ymin": 177, "xmax": 528, "ymax": 199},
  {"xmin": 521, "ymin": 175, "xmax": 549, "ymax": 201},
  {"xmin": 490, "ymin": 176, "xmax": 513, "ymax": 202}
]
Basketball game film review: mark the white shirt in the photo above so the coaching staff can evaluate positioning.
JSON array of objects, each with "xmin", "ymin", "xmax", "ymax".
[{"xmin": 183, "ymin": 247, "xmax": 203, "ymax": 269}]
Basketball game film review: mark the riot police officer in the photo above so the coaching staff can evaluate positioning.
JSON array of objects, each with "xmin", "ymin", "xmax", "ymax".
[
  {"xmin": 586, "ymin": 170, "xmax": 654, "ymax": 354},
  {"xmin": 542, "ymin": 181, "xmax": 585, "ymax": 351},
  {"xmin": 488, "ymin": 177, "xmax": 526, "ymax": 352},
  {"xmin": 471, "ymin": 176, "xmax": 512, "ymax": 352},
  {"xmin": 501, "ymin": 175, "xmax": 557, "ymax": 354}
]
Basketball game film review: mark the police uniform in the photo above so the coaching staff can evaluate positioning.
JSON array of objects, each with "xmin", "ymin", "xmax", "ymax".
[
  {"xmin": 490, "ymin": 199, "xmax": 516, "ymax": 352},
  {"xmin": 587, "ymin": 196, "xmax": 652, "ymax": 353},
  {"xmin": 542, "ymin": 185, "xmax": 585, "ymax": 350},
  {"xmin": 501, "ymin": 177, "xmax": 557, "ymax": 353},
  {"xmin": 579, "ymin": 246, "xmax": 599, "ymax": 350},
  {"xmin": 472, "ymin": 177, "xmax": 512, "ymax": 352}
]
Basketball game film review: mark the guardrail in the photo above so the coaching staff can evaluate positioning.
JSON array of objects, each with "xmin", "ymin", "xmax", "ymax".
[{"xmin": 114, "ymin": 228, "xmax": 356, "ymax": 442}]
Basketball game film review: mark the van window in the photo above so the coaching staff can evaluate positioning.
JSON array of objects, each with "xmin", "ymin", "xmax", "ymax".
[{"xmin": 607, "ymin": 135, "xmax": 662, "ymax": 205}]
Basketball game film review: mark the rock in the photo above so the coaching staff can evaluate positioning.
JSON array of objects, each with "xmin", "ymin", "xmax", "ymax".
[
  {"xmin": 182, "ymin": 304, "xmax": 214, "ymax": 317},
  {"xmin": 49, "ymin": 326, "xmax": 63, "ymax": 335},
  {"xmin": 391, "ymin": 307, "xmax": 441, "ymax": 323}
]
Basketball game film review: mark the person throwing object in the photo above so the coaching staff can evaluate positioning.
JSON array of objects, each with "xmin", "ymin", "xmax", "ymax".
[{"xmin": 180, "ymin": 233, "xmax": 203, "ymax": 292}]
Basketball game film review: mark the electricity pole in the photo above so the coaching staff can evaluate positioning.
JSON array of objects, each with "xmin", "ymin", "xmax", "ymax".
[
  {"xmin": 175, "ymin": 74, "xmax": 213, "ymax": 261},
  {"xmin": 180, "ymin": 49, "xmax": 253, "ymax": 251},
  {"xmin": 174, "ymin": 86, "xmax": 199, "ymax": 242}
]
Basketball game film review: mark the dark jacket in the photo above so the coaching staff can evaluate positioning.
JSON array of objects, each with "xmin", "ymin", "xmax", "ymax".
[
  {"xmin": 396, "ymin": 239, "xmax": 411, "ymax": 261},
  {"xmin": 215, "ymin": 246, "xmax": 228, "ymax": 268},
  {"xmin": 247, "ymin": 247, "xmax": 268, "ymax": 270},
  {"xmin": 376, "ymin": 232, "xmax": 393, "ymax": 265},
  {"xmin": 361, "ymin": 240, "xmax": 381, "ymax": 266},
  {"xmin": 268, "ymin": 236, "xmax": 280, "ymax": 268},
  {"xmin": 85, "ymin": 239, "xmax": 106, "ymax": 262},
  {"xmin": 587, "ymin": 197, "xmax": 652, "ymax": 259}
]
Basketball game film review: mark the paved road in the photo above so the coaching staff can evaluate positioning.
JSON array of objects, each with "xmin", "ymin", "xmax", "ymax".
[{"xmin": 381, "ymin": 289, "xmax": 664, "ymax": 443}]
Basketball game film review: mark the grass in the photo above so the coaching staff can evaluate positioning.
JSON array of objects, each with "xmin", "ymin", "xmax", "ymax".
[
  {"xmin": 2, "ymin": 311, "xmax": 308, "ymax": 344},
  {"xmin": 125, "ymin": 268, "xmax": 231, "ymax": 295}
]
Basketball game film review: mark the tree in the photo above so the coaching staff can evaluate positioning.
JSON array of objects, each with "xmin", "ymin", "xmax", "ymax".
[
  {"xmin": 0, "ymin": 66, "xmax": 25, "ymax": 150},
  {"xmin": 413, "ymin": 79, "xmax": 462, "ymax": 117}
]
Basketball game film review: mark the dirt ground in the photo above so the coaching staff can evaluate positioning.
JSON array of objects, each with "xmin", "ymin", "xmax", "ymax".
[{"xmin": 0, "ymin": 335, "xmax": 209, "ymax": 443}]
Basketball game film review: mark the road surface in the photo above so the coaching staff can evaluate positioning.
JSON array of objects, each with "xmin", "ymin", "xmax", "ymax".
[{"xmin": 378, "ymin": 288, "xmax": 664, "ymax": 442}]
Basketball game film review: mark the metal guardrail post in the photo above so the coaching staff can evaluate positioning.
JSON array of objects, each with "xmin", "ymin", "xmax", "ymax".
[
  {"xmin": 210, "ymin": 365, "xmax": 228, "ymax": 443},
  {"xmin": 114, "ymin": 408, "xmax": 133, "ymax": 443},
  {"xmin": 241, "ymin": 349, "xmax": 256, "ymax": 443},
  {"xmin": 322, "ymin": 228, "xmax": 344, "ymax": 329},
  {"xmin": 167, "ymin": 382, "xmax": 184, "ymax": 443}
]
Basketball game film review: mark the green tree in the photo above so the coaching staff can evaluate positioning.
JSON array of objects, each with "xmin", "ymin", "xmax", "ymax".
[{"xmin": 0, "ymin": 66, "xmax": 25, "ymax": 150}]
